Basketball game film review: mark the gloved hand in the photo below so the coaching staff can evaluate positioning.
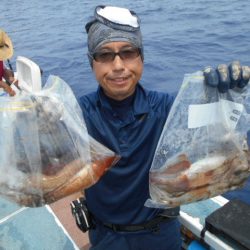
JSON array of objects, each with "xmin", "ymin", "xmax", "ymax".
[
  {"xmin": 33, "ymin": 96, "xmax": 64, "ymax": 132},
  {"xmin": 204, "ymin": 61, "xmax": 250, "ymax": 93}
]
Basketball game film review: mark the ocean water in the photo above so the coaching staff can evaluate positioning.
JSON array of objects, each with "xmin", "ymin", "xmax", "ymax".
[{"xmin": 1, "ymin": 0, "xmax": 250, "ymax": 204}]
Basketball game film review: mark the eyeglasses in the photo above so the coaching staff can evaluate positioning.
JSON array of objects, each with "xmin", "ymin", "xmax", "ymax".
[{"xmin": 91, "ymin": 47, "xmax": 141, "ymax": 63}]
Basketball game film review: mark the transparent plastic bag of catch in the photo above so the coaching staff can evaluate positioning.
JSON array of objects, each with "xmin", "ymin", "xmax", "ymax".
[
  {"xmin": 145, "ymin": 71, "xmax": 250, "ymax": 208},
  {"xmin": 0, "ymin": 75, "xmax": 119, "ymax": 207}
]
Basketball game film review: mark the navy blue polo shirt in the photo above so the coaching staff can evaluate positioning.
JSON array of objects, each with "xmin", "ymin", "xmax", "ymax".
[{"xmin": 79, "ymin": 83, "xmax": 176, "ymax": 225}]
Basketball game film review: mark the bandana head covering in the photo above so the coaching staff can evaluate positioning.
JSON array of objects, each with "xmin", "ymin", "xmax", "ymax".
[{"xmin": 85, "ymin": 6, "xmax": 144, "ymax": 65}]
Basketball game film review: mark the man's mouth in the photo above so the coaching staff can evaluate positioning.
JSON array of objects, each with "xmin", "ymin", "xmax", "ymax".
[{"xmin": 109, "ymin": 76, "xmax": 129, "ymax": 84}]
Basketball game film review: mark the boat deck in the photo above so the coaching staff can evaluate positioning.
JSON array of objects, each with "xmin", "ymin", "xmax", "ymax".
[
  {"xmin": 0, "ymin": 193, "xmax": 90, "ymax": 250},
  {"xmin": 49, "ymin": 193, "xmax": 90, "ymax": 250},
  {"xmin": 1, "ymin": 193, "xmax": 248, "ymax": 249}
]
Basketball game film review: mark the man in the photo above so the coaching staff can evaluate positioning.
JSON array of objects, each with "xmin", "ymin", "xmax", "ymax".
[
  {"xmin": 0, "ymin": 29, "xmax": 16, "ymax": 96},
  {"xmin": 78, "ymin": 5, "xmax": 250, "ymax": 250}
]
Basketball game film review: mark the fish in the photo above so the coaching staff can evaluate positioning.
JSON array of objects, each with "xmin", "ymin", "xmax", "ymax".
[
  {"xmin": 150, "ymin": 151, "xmax": 250, "ymax": 207},
  {"xmin": 0, "ymin": 94, "xmax": 119, "ymax": 207},
  {"xmin": 150, "ymin": 171, "xmax": 249, "ymax": 208},
  {"xmin": 43, "ymin": 155, "xmax": 117, "ymax": 204},
  {"xmin": 1, "ymin": 155, "xmax": 117, "ymax": 207}
]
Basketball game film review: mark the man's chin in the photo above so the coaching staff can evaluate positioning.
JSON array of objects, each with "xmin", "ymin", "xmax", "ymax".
[{"xmin": 105, "ymin": 88, "xmax": 134, "ymax": 101}]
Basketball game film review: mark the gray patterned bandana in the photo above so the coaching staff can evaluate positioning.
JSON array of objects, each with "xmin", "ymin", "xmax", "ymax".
[{"xmin": 85, "ymin": 6, "xmax": 144, "ymax": 66}]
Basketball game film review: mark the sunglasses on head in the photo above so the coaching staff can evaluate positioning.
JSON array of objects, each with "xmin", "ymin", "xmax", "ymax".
[
  {"xmin": 91, "ymin": 47, "xmax": 141, "ymax": 63},
  {"xmin": 85, "ymin": 5, "xmax": 140, "ymax": 33}
]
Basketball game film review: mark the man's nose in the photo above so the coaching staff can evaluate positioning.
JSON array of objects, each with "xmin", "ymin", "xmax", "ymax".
[{"xmin": 112, "ymin": 54, "xmax": 125, "ymax": 69}]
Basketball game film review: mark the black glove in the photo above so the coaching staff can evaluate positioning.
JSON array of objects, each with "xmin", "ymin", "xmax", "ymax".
[{"xmin": 204, "ymin": 61, "xmax": 250, "ymax": 93}]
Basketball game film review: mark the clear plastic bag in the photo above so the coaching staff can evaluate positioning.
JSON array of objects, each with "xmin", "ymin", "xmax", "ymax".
[
  {"xmin": 145, "ymin": 71, "xmax": 250, "ymax": 208},
  {"xmin": 0, "ymin": 75, "xmax": 119, "ymax": 207}
]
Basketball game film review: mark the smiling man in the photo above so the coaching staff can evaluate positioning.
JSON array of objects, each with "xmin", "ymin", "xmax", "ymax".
[
  {"xmin": 92, "ymin": 41, "xmax": 143, "ymax": 101},
  {"xmin": 78, "ymin": 5, "xmax": 181, "ymax": 250},
  {"xmin": 76, "ymin": 5, "xmax": 250, "ymax": 250}
]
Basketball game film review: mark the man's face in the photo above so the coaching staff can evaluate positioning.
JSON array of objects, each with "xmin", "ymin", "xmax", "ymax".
[{"xmin": 92, "ymin": 41, "xmax": 143, "ymax": 101}]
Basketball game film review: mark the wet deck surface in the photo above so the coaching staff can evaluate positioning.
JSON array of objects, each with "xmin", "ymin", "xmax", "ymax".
[
  {"xmin": 49, "ymin": 193, "xmax": 90, "ymax": 250},
  {"xmin": 0, "ymin": 193, "xmax": 90, "ymax": 250}
]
